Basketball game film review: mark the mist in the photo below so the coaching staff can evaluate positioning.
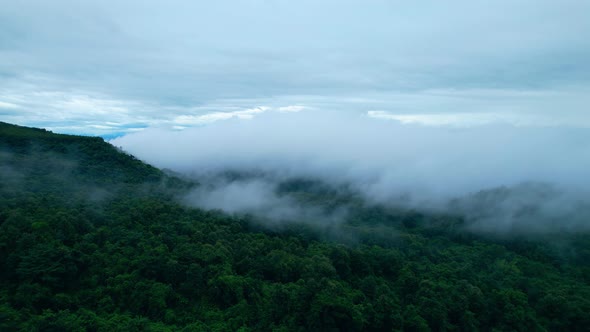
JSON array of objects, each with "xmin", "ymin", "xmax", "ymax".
[{"xmin": 111, "ymin": 111, "xmax": 590, "ymax": 233}]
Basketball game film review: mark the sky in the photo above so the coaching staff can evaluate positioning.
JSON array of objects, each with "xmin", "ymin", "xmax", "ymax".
[{"xmin": 1, "ymin": 0, "xmax": 590, "ymax": 136}]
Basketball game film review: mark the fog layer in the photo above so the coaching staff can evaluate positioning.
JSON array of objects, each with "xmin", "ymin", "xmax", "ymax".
[{"xmin": 112, "ymin": 111, "xmax": 590, "ymax": 232}]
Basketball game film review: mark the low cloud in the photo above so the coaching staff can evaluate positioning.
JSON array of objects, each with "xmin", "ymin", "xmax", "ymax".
[
  {"xmin": 112, "ymin": 111, "xmax": 590, "ymax": 233},
  {"xmin": 183, "ymin": 176, "xmax": 346, "ymax": 227},
  {"xmin": 452, "ymin": 183, "xmax": 590, "ymax": 234}
]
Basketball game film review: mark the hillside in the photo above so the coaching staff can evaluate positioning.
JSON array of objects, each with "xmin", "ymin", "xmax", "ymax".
[
  {"xmin": 1, "ymin": 122, "xmax": 589, "ymax": 331},
  {"xmin": 0, "ymin": 122, "xmax": 163, "ymax": 185}
]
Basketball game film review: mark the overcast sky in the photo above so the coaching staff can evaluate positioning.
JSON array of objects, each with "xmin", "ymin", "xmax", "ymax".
[{"xmin": 1, "ymin": 0, "xmax": 590, "ymax": 136}]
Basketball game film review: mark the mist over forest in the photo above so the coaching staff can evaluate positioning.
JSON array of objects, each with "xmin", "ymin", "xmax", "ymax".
[{"xmin": 112, "ymin": 111, "xmax": 590, "ymax": 235}]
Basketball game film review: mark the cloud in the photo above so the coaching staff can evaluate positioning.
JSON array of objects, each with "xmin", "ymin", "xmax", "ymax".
[
  {"xmin": 453, "ymin": 183, "xmax": 590, "ymax": 234},
  {"xmin": 3, "ymin": 77, "xmax": 590, "ymax": 136},
  {"xmin": 2, "ymin": 1, "xmax": 590, "ymax": 135},
  {"xmin": 183, "ymin": 177, "xmax": 345, "ymax": 226},
  {"xmin": 112, "ymin": 110, "xmax": 590, "ymax": 232},
  {"xmin": 0, "ymin": 101, "xmax": 21, "ymax": 109},
  {"xmin": 173, "ymin": 107, "xmax": 270, "ymax": 125},
  {"xmin": 0, "ymin": 76, "xmax": 312, "ymax": 135}
]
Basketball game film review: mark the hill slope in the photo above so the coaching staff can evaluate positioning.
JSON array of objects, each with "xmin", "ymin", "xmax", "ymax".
[
  {"xmin": 1, "ymin": 122, "xmax": 589, "ymax": 331},
  {"xmin": 0, "ymin": 121, "xmax": 163, "ymax": 185}
]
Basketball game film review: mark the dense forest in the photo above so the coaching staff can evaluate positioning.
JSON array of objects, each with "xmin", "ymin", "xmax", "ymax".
[{"xmin": 1, "ymin": 121, "xmax": 589, "ymax": 331}]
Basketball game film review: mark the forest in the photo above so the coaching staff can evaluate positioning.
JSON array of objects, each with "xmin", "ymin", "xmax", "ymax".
[{"xmin": 1, "ymin": 121, "xmax": 589, "ymax": 331}]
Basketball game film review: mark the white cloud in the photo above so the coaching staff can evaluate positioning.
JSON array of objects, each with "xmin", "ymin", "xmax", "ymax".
[
  {"xmin": 367, "ymin": 111, "xmax": 584, "ymax": 128},
  {"xmin": 112, "ymin": 110, "xmax": 590, "ymax": 232},
  {"xmin": 172, "ymin": 107, "xmax": 269, "ymax": 125},
  {"xmin": 0, "ymin": 101, "xmax": 21, "ymax": 109},
  {"xmin": 278, "ymin": 105, "xmax": 307, "ymax": 113},
  {"xmin": 113, "ymin": 110, "xmax": 590, "ymax": 196},
  {"xmin": 0, "ymin": 76, "xmax": 313, "ymax": 134}
]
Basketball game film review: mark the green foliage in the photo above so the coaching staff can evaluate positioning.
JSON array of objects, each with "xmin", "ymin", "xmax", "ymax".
[{"xmin": 1, "ymin": 122, "xmax": 589, "ymax": 331}]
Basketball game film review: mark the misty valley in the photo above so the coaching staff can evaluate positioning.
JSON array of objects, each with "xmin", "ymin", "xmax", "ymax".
[{"xmin": 1, "ymin": 121, "xmax": 590, "ymax": 331}]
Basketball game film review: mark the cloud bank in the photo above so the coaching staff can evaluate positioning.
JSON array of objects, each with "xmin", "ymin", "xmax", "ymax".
[{"xmin": 112, "ymin": 111, "xmax": 590, "ymax": 233}]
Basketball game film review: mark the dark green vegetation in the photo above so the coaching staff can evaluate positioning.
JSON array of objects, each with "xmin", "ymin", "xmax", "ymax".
[{"xmin": 1, "ymin": 121, "xmax": 589, "ymax": 331}]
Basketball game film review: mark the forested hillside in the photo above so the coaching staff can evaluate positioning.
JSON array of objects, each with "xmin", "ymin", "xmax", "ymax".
[{"xmin": 1, "ymin": 122, "xmax": 589, "ymax": 331}]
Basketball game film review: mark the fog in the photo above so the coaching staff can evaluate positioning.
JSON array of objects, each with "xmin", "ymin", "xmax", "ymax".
[
  {"xmin": 182, "ymin": 176, "xmax": 347, "ymax": 227},
  {"xmin": 111, "ymin": 111, "xmax": 590, "ymax": 233}
]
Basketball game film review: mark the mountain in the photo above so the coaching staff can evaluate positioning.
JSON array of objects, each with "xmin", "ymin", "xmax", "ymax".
[
  {"xmin": 0, "ymin": 121, "xmax": 163, "ymax": 184},
  {"xmin": 1, "ymin": 122, "xmax": 589, "ymax": 331}
]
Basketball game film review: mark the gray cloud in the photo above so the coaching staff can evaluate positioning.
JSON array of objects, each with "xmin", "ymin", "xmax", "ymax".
[
  {"xmin": 183, "ymin": 176, "xmax": 347, "ymax": 227},
  {"xmin": 452, "ymin": 182, "xmax": 590, "ymax": 234},
  {"xmin": 2, "ymin": 1, "xmax": 590, "ymax": 134},
  {"xmin": 112, "ymin": 111, "xmax": 590, "ymax": 233}
]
